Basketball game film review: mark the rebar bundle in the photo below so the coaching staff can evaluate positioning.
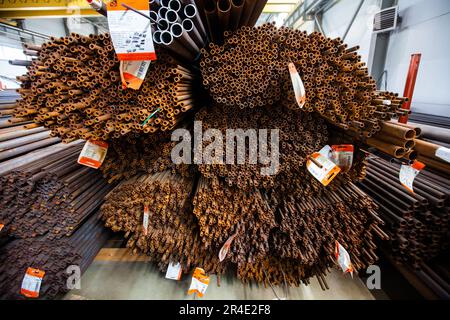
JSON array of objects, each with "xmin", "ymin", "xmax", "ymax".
[
  {"xmin": 100, "ymin": 132, "xmax": 193, "ymax": 183},
  {"xmin": 195, "ymin": 104, "xmax": 328, "ymax": 190},
  {"xmin": 14, "ymin": 35, "xmax": 197, "ymax": 140},
  {"xmin": 0, "ymin": 212, "xmax": 110, "ymax": 299},
  {"xmin": 101, "ymin": 171, "xmax": 225, "ymax": 274},
  {"xmin": 360, "ymin": 157, "xmax": 449, "ymax": 269},
  {"xmin": 200, "ymin": 24, "xmax": 408, "ymax": 135},
  {"xmin": 0, "ymin": 145, "xmax": 114, "ymax": 239},
  {"xmin": 193, "ymin": 176, "xmax": 276, "ymax": 258},
  {"xmin": 0, "ymin": 92, "xmax": 62, "ymax": 162}
]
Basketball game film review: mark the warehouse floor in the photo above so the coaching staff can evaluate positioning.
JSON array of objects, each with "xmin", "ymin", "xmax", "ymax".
[{"xmin": 64, "ymin": 248, "xmax": 379, "ymax": 300}]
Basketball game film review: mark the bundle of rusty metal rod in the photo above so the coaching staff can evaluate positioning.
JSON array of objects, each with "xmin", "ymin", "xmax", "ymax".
[
  {"xmin": 0, "ymin": 144, "xmax": 114, "ymax": 239},
  {"xmin": 195, "ymin": 0, "xmax": 268, "ymax": 44},
  {"xmin": 100, "ymin": 132, "xmax": 193, "ymax": 183},
  {"xmin": 195, "ymin": 104, "xmax": 329, "ymax": 190},
  {"xmin": 359, "ymin": 157, "xmax": 449, "ymax": 269},
  {"xmin": 232, "ymin": 182, "xmax": 383, "ymax": 287},
  {"xmin": 0, "ymin": 211, "xmax": 110, "ymax": 299},
  {"xmin": 200, "ymin": 23, "xmax": 408, "ymax": 135},
  {"xmin": 1, "ymin": 92, "xmax": 62, "ymax": 162},
  {"xmin": 14, "ymin": 35, "xmax": 197, "ymax": 140},
  {"xmin": 193, "ymin": 176, "xmax": 276, "ymax": 262},
  {"xmin": 101, "ymin": 171, "xmax": 225, "ymax": 274},
  {"xmin": 151, "ymin": 0, "xmax": 208, "ymax": 61}
]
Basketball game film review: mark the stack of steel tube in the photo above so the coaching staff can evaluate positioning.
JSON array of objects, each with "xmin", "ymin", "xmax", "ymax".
[
  {"xmin": 100, "ymin": 132, "xmax": 193, "ymax": 183},
  {"xmin": 101, "ymin": 171, "xmax": 226, "ymax": 275},
  {"xmin": 362, "ymin": 121, "xmax": 420, "ymax": 160},
  {"xmin": 0, "ymin": 144, "xmax": 114, "ymax": 239},
  {"xmin": 102, "ymin": 170, "xmax": 382, "ymax": 288},
  {"xmin": 360, "ymin": 157, "xmax": 449, "ymax": 269},
  {"xmin": 414, "ymin": 138, "xmax": 450, "ymax": 173},
  {"xmin": 14, "ymin": 35, "xmax": 198, "ymax": 140},
  {"xmin": 0, "ymin": 211, "xmax": 110, "ymax": 299},
  {"xmin": 0, "ymin": 91, "xmax": 61, "ymax": 162},
  {"xmin": 151, "ymin": 0, "xmax": 208, "ymax": 61},
  {"xmin": 195, "ymin": 0, "xmax": 268, "ymax": 44},
  {"xmin": 195, "ymin": 104, "xmax": 329, "ymax": 190},
  {"xmin": 200, "ymin": 23, "xmax": 408, "ymax": 135}
]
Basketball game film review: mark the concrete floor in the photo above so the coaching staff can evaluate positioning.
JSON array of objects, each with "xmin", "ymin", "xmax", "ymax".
[{"xmin": 64, "ymin": 260, "xmax": 375, "ymax": 300}]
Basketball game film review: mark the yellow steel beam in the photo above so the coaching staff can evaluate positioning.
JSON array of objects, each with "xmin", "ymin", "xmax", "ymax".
[
  {"xmin": 0, "ymin": 0, "xmax": 90, "ymax": 10},
  {"xmin": 0, "ymin": 9, "xmax": 99, "ymax": 19},
  {"xmin": 263, "ymin": 4, "xmax": 295, "ymax": 13}
]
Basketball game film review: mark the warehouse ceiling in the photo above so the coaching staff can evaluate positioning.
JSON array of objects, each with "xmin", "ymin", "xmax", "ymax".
[{"xmin": 0, "ymin": 0, "xmax": 300, "ymax": 19}]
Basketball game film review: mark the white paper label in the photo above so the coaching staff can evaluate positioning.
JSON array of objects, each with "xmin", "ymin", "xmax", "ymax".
[
  {"xmin": 21, "ymin": 268, "xmax": 45, "ymax": 298},
  {"xmin": 399, "ymin": 161, "xmax": 425, "ymax": 193},
  {"xmin": 107, "ymin": 0, "xmax": 156, "ymax": 61},
  {"xmin": 143, "ymin": 206, "xmax": 149, "ymax": 235},
  {"xmin": 165, "ymin": 262, "xmax": 182, "ymax": 280},
  {"xmin": 218, "ymin": 233, "xmax": 237, "ymax": 262},
  {"xmin": 288, "ymin": 63, "xmax": 306, "ymax": 109},
  {"xmin": 331, "ymin": 145, "xmax": 354, "ymax": 172},
  {"xmin": 436, "ymin": 147, "xmax": 450, "ymax": 163},
  {"xmin": 335, "ymin": 241, "xmax": 353, "ymax": 277},
  {"xmin": 77, "ymin": 140, "xmax": 108, "ymax": 169},
  {"xmin": 190, "ymin": 277, "xmax": 208, "ymax": 295}
]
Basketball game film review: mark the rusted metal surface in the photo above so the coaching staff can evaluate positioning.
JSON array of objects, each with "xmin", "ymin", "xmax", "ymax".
[
  {"xmin": 0, "ymin": 144, "xmax": 114, "ymax": 239},
  {"xmin": 0, "ymin": 212, "xmax": 110, "ymax": 299},
  {"xmin": 200, "ymin": 24, "xmax": 408, "ymax": 137},
  {"xmin": 360, "ymin": 157, "xmax": 449, "ymax": 270},
  {"xmin": 14, "ymin": 36, "xmax": 197, "ymax": 140}
]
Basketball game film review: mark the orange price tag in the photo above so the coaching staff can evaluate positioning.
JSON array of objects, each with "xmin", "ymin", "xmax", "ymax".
[
  {"xmin": 331, "ymin": 144, "xmax": 354, "ymax": 172},
  {"xmin": 77, "ymin": 140, "xmax": 108, "ymax": 169},
  {"xmin": 306, "ymin": 152, "xmax": 341, "ymax": 186},
  {"xmin": 21, "ymin": 267, "xmax": 45, "ymax": 298},
  {"xmin": 187, "ymin": 267, "xmax": 210, "ymax": 297}
]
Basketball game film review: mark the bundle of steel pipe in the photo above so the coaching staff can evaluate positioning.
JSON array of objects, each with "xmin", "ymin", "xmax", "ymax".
[
  {"xmin": 151, "ymin": 0, "xmax": 208, "ymax": 61},
  {"xmin": 0, "ymin": 91, "xmax": 62, "ymax": 161},
  {"xmin": 193, "ymin": 176, "xmax": 276, "ymax": 260},
  {"xmin": 196, "ymin": 0, "xmax": 268, "ymax": 44},
  {"xmin": 100, "ymin": 132, "xmax": 193, "ymax": 183},
  {"xmin": 235, "ymin": 182, "xmax": 382, "ymax": 287},
  {"xmin": 0, "ymin": 211, "xmax": 110, "ymax": 299},
  {"xmin": 195, "ymin": 104, "xmax": 329, "ymax": 190},
  {"xmin": 104, "ymin": 170, "xmax": 382, "ymax": 287},
  {"xmin": 359, "ymin": 157, "xmax": 449, "ymax": 269},
  {"xmin": 359, "ymin": 121, "xmax": 420, "ymax": 160},
  {"xmin": 14, "ymin": 35, "xmax": 198, "ymax": 140},
  {"xmin": 101, "ymin": 171, "xmax": 226, "ymax": 274},
  {"xmin": 414, "ymin": 139, "xmax": 450, "ymax": 173},
  {"xmin": 0, "ymin": 145, "xmax": 114, "ymax": 239},
  {"xmin": 200, "ymin": 23, "xmax": 408, "ymax": 135}
]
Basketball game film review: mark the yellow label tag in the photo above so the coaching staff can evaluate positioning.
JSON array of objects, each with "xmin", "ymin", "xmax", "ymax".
[{"xmin": 306, "ymin": 152, "xmax": 341, "ymax": 186}]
